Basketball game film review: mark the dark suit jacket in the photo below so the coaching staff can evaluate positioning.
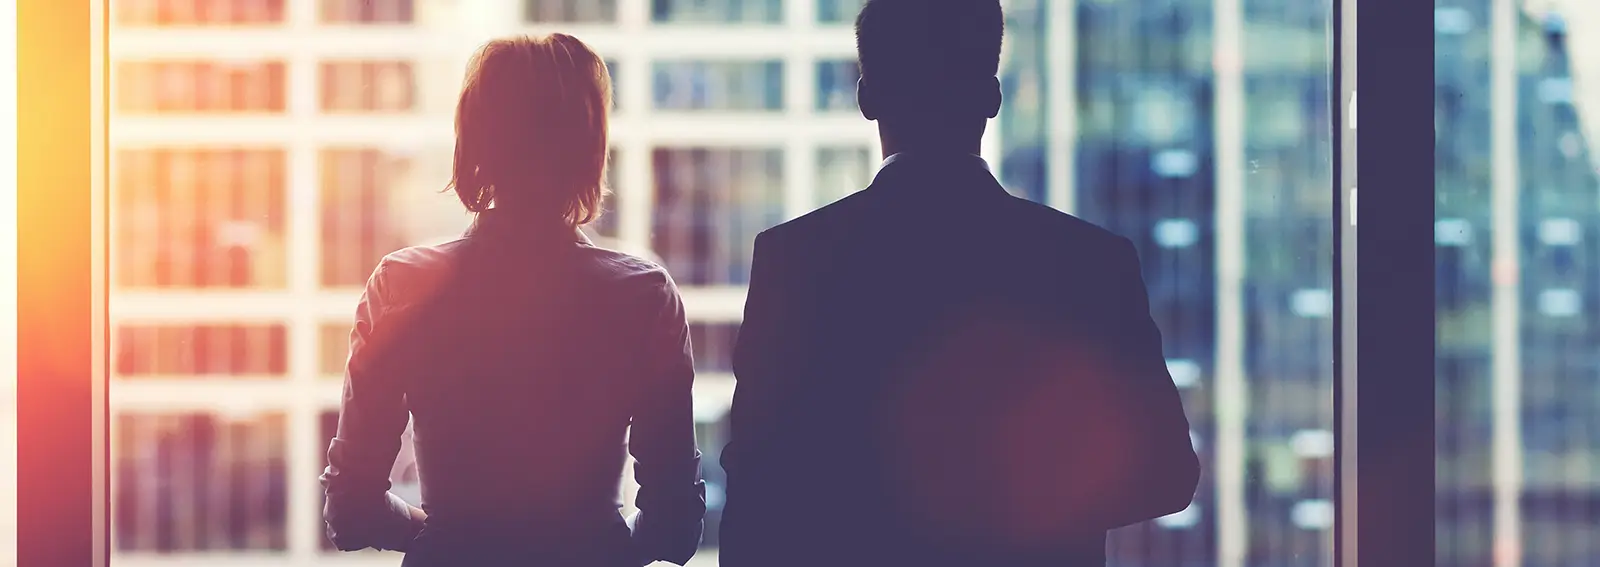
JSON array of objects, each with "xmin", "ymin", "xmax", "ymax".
[
  {"xmin": 320, "ymin": 211, "xmax": 706, "ymax": 567},
  {"xmin": 718, "ymin": 153, "xmax": 1200, "ymax": 567}
]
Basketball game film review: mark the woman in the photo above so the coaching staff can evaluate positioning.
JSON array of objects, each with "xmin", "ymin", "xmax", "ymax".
[{"xmin": 319, "ymin": 34, "xmax": 706, "ymax": 567}]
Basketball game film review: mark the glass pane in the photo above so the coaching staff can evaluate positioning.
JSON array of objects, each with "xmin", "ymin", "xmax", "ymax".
[
  {"xmin": 525, "ymin": 0, "xmax": 618, "ymax": 23},
  {"xmin": 319, "ymin": 323, "xmax": 349, "ymax": 378},
  {"xmin": 320, "ymin": 0, "xmax": 413, "ymax": 23},
  {"xmin": 116, "ymin": 61, "xmax": 287, "ymax": 114},
  {"xmin": 116, "ymin": 0, "xmax": 288, "ymax": 26},
  {"xmin": 319, "ymin": 61, "xmax": 417, "ymax": 113},
  {"xmin": 115, "ymin": 148, "xmax": 289, "ymax": 289},
  {"xmin": 651, "ymin": 148, "xmax": 784, "ymax": 286},
  {"xmin": 651, "ymin": 0, "xmax": 783, "ymax": 24},
  {"xmin": 113, "ymin": 412, "xmax": 289, "ymax": 552},
  {"xmin": 690, "ymin": 323, "xmax": 740, "ymax": 374},
  {"xmin": 1435, "ymin": 2, "xmax": 1600, "ymax": 566},
  {"xmin": 815, "ymin": 59, "xmax": 859, "ymax": 111},
  {"xmin": 653, "ymin": 60, "xmax": 784, "ymax": 111},
  {"xmin": 115, "ymin": 324, "xmax": 289, "ymax": 378},
  {"xmin": 815, "ymin": 146, "xmax": 874, "ymax": 206},
  {"xmin": 816, "ymin": 0, "xmax": 865, "ymax": 24},
  {"xmin": 319, "ymin": 148, "xmax": 414, "ymax": 287}
]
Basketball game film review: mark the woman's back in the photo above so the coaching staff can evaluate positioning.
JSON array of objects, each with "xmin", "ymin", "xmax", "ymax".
[{"xmin": 319, "ymin": 33, "xmax": 704, "ymax": 567}]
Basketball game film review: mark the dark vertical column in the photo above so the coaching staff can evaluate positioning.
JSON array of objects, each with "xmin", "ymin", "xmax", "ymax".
[
  {"xmin": 1352, "ymin": 0, "xmax": 1436, "ymax": 565},
  {"xmin": 17, "ymin": 0, "xmax": 98, "ymax": 566}
]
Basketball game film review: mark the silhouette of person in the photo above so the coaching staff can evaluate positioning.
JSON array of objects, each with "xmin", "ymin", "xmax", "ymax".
[
  {"xmin": 717, "ymin": 1, "xmax": 1201, "ymax": 566},
  {"xmin": 319, "ymin": 34, "xmax": 706, "ymax": 567}
]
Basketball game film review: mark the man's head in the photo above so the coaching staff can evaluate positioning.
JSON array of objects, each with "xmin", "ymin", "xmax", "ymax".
[{"xmin": 855, "ymin": 0, "xmax": 1004, "ymax": 150}]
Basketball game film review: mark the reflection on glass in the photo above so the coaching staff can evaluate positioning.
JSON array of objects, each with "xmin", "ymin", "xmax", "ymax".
[
  {"xmin": 319, "ymin": 61, "xmax": 417, "ymax": 113},
  {"xmin": 651, "ymin": 148, "xmax": 783, "ymax": 286},
  {"xmin": 319, "ymin": 148, "xmax": 412, "ymax": 287},
  {"xmin": 525, "ymin": 0, "xmax": 618, "ymax": 23},
  {"xmin": 114, "ymin": 412, "xmax": 289, "ymax": 552},
  {"xmin": 1436, "ymin": 3, "xmax": 1600, "ymax": 566},
  {"xmin": 651, "ymin": 0, "xmax": 782, "ymax": 24},
  {"xmin": 321, "ymin": 0, "xmax": 413, "ymax": 23},
  {"xmin": 815, "ymin": 146, "xmax": 875, "ymax": 206},
  {"xmin": 116, "ymin": 0, "xmax": 288, "ymax": 26},
  {"xmin": 115, "ymin": 149, "xmax": 288, "ymax": 289},
  {"xmin": 117, "ymin": 61, "xmax": 287, "ymax": 114},
  {"xmin": 653, "ymin": 61, "xmax": 784, "ymax": 111},
  {"xmin": 116, "ymin": 324, "xmax": 289, "ymax": 378},
  {"xmin": 815, "ymin": 59, "xmax": 859, "ymax": 111}
]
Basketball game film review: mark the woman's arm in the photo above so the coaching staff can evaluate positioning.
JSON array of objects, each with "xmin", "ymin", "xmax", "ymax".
[
  {"xmin": 627, "ymin": 271, "xmax": 707, "ymax": 566},
  {"xmin": 320, "ymin": 259, "xmax": 423, "ymax": 551}
]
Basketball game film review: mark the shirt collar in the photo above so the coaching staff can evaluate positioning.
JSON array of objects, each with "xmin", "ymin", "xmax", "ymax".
[
  {"xmin": 875, "ymin": 152, "xmax": 992, "ymax": 176},
  {"xmin": 869, "ymin": 152, "xmax": 1005, "ymax": 197},
  {"xmin": 464, "ymin": 209, "xmax": 591, "ymax": 246}
]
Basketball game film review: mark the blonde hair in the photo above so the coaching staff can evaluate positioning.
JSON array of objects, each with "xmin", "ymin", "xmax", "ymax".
[{"xmin": 447, "ymin": 34, "xmax": 612, "ymax": 226}]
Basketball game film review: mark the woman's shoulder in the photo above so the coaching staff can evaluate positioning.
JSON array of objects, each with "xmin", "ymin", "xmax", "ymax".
[{"xmin": 579, "ymin": 243, "xmax": 678, "ymax": 293}]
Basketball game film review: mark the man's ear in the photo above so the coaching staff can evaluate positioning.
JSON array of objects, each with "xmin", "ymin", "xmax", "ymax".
[
  {"xmin": 858, "ymin": 77, "xmax": 879, "ymax": 121},
  {"xmin": 983, "ymin": 76, "xmax": 1002, "ymax": 119}
]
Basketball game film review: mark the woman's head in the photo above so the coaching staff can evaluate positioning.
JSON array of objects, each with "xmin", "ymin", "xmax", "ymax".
[{"xmin": 448, "ymin": 34, "xmax": 612, "ymax": 226}]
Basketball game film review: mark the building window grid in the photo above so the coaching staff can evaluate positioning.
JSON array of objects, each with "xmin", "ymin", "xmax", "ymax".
[{"xmin": 110, "ymin": 0, "xmax": 880, "ymax": 560}]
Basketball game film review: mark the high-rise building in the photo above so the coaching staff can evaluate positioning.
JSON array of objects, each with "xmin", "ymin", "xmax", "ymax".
[
  {"xmin": 108, "ymin": 1, "xmax": 1337, "ymax": 566},
  {"xmin": 1435, "ymin": 2, "xmax": 1600, "ymax": 566}
]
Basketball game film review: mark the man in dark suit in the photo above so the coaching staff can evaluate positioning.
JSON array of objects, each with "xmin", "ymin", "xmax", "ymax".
[{"xmin": 716, "ymin": 1, "xmax": 1201, "ymax": 566}]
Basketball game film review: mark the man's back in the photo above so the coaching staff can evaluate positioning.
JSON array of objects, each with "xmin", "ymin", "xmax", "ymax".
[{"xmin": 720, "ymin": 154, "xmax": 1198, "ymax": 567}]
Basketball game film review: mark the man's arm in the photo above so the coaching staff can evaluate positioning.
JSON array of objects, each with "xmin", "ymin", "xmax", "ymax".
[
  {"xmin": 628, "ymin": 272, "xmax": 708, "ymax": 566},
  {"xmin": 719, "ymin": 232, "xmax": 790, "ymax": 561},
  {"xmin": 1079, "ymin": 237, "xmax": 1202, "ymax": 529},
  {"xmin": 320, "ymin": 260, "xmax": 425, "ymax": 552}
]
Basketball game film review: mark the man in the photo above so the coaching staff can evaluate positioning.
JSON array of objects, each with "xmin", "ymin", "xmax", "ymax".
[{"xmin": 718, "ymin": 1, "xmax": 1201, "ymax": 566}]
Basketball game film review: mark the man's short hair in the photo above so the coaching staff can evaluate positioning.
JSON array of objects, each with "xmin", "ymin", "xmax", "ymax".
[{"xmin": 854, "ymin": 0, "xmax": 1004, "ymax": 90}]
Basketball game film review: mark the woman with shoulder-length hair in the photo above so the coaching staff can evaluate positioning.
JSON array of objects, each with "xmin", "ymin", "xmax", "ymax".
[{"xmin": 319, "ymin": 34, "xmax": 706, "ymax": 567}]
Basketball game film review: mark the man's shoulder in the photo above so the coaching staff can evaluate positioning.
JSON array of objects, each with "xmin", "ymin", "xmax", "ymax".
[
  {"xmin": 1004, "ymin": 196, "xmax": 1131, "ymax": 253},
  {"xmin": 757, "ymin": 189, "xmax": 877, "ymax": 246}
]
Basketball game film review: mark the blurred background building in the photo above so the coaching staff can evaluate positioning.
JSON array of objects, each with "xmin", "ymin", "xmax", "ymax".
[
  {"xmin": 103, "ymin": 0, "xmax": 1343, "ymax": 566},
  {"xmin": 1434, "ymin": 1, "xmax": 1600, "ymax": 567}
]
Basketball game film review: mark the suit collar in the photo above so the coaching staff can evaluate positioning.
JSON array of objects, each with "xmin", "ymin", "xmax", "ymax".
[{"xmin": 869, "ymin": 152, "xmax": 1007, "ymax": 198}]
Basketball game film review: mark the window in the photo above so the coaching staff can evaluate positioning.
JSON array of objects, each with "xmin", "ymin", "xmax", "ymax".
[
  {"xmin": 319, "ymin": 323, "xmax": 351, "ymax": 378},
  {"xmin": 114, "ymin": 149, "xmax": 288, "ymax": 289},
  {"xmin": 116, "ymin": 324, "xmax": 289, "ymax": 378},
  {"xmin": 525, "ymin": 0, "xmax": 618, "ymax": 23},
  {"xmin": 651, "ymin": 0, "xmax": 783, "ymax": 24},
  {"xmin": 816, "ymin": 0, "xmax": 864, "ymax": 24},
  {"xmin": 1434, "ymin": 4, "xmax": 1600, "ymax": 564},
  {"xmin": 113, "ymin": 412, "xmax": 288, "ymax": 552},
  {"xmin": 690, "ymin": 323, "xmax": 739, "ymax": 374},
  {"xmin": 815, "ymin": 146, "xmax": 874, "ymax": 206},
  {"xmin": 319, "ymin": 61, "xmax": 417, "ymax": 113},
  {"xmin": 106, "ymin": 0, "xmax": 1340, "ymax": 564},
  {"xmin": 651, "ymin": 148, "xmax": 784, "ymax": 286},
  {"xmin": 117, "ymin": 61, "xmax": 287, "ymax": 114},
  {"xmin": 653, "ymin": 60, "xmax": 784, "ymax": 111},
  {"xmin": 319, "ymin": 148, "xmax": 413, "ymax": 288},
  {"xmin": 815, "ymin": 59, "xmax": 859, "ymax": 111},
  {"xmin": 320, "ymin": 0, "xmax": 414, "ymax": 23},
  {"xmin": 116, "ymin": 0, "xmax": 287, "ymax": 26}
]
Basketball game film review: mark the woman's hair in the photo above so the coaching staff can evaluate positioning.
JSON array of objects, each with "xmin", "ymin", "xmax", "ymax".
[{"xmin": 447, "ymin": 34, "xmax": 612, "ymax": 226}]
